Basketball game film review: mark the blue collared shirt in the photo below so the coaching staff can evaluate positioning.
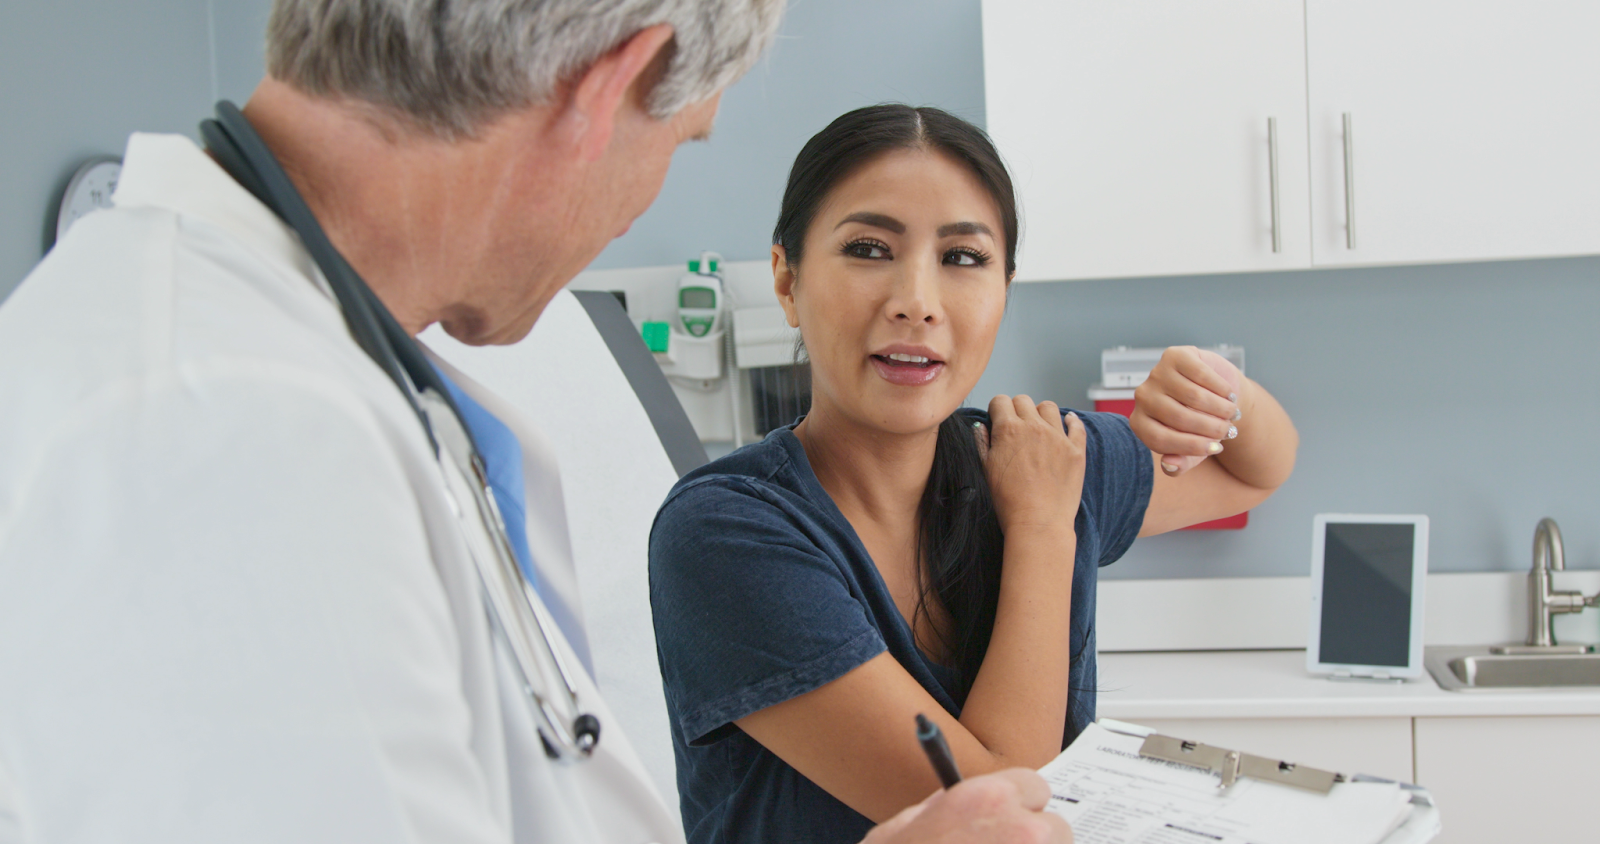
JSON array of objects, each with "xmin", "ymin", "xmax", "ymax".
[{"xmin": 432, "ymin": 364, "xmax": 594, "ymax": 673}]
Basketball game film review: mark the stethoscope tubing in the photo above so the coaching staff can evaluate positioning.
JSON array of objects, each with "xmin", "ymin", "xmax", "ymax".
[
  {"xmin": 200, "ymin": 101, "xmax": 598, "ymax": 762},
  {"xmin": 201, "ymin": 102, "xmax": 442, "ymax": 450}
]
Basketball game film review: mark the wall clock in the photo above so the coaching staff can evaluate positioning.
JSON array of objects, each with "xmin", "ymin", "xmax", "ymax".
[{"xmin": 50, "ymin": 155, "xmax": 122, "ymax": 251}]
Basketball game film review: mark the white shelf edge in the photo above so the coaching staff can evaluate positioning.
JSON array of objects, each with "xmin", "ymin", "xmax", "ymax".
[{"xmin": 1099, "ymin": 571, "xmax": 1600, "ymax": 653}]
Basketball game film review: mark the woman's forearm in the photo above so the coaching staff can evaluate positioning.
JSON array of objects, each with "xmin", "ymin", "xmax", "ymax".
[
  {"xmin": 953, "ymin": 524, "xmax": 1077, "ymax": 771},
  {"xmin": 1214, "ymin": 376, "xmax": 1298, "ymax": 491}
]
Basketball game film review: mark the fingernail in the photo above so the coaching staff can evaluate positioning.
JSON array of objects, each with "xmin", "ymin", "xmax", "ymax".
[
  {"xmin": 1232, "ymin": 407, "xmax": 1242, "ymax": 422},
  {"xmin": 973, "ymin": 421, "xmax": 983, "ymax": 430},
  {"xmin": 1161, "ymin": 461, "xmax": 1180, "ymax": 475},
  {"xmin": 1208, "ymin": 441, "xmax": 1224, "ymax": 455},
  {"xmin": 1227, "ymin": 425, "xmax": 1238, "ymax": 440},
  {"xmin": 1228, "ymin": 392, "xmax": 1238, "ymax": 404}
]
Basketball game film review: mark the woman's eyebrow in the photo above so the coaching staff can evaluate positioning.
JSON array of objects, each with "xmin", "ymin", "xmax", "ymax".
[
  {"xmin": 834, "ymin": 212, "xmax": 905, "ymax": 234},
  {"xmin": 937, "ymin": 221, "xmax": 994, "ymax": 238}
]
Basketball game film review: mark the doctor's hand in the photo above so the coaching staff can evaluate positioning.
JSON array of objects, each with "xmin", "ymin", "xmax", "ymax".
[
  {"xmin": 1129, "ymin": 346, "xmax": 1243, "ymax": 477},
  {"xmin": 975, "ymin": 396, "xmax": 1086, "ymax": 534},
  {"xmin": 860, "ymin": 768, "xmax": 1073, "ymax": 844}
]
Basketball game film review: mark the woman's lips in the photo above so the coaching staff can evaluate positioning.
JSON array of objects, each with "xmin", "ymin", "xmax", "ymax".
[{"xmin": 870, "ymin": 355, "xmax": 945, "ymax": 386}]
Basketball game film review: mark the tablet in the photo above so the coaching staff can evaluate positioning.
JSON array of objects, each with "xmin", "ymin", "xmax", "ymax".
[{"xmin": 1307, "ymin": 514, "xmax": 1429, "ymax": 679}]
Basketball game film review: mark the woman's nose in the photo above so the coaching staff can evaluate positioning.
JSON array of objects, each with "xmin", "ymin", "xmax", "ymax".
[{"xmin": 887, "ymin": 258, "xmax": 941, "ymax": 324}]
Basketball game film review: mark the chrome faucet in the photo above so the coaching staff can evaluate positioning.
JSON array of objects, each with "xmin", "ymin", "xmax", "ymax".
[{"xmin": 1499, "ymin": 518, "xmax": 1599, "ymax": 654}]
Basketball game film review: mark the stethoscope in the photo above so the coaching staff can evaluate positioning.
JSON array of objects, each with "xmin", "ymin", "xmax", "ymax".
[{"xmin": 200, "ymin": 101, "xmax": 600, "ymax": 763}]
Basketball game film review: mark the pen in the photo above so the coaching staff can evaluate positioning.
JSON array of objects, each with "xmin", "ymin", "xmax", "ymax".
[{"xmin": 915, "ymin": 713, "xmax": 963, "ymax": 788}]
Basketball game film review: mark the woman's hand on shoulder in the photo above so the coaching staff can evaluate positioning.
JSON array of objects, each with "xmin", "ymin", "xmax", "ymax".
[
  {"xmin": 1129, "ymin": 346, "xmax": 1242, "ymax": 477},
  {"xmin": 976, "ymin": 395, "xmax": 1085, "ymax": 534}
]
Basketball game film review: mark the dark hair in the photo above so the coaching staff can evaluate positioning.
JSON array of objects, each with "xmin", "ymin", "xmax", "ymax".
[
  {"xmin": 772, "ymin": 104, "xmax": 1018, "ymax": 704},
  {"xmin": 773, "ymin": 104, "xmax": 1019, "ymax": 279}
]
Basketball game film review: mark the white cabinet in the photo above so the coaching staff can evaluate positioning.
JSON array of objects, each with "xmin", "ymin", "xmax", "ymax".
[
  {"xmin": 983, "ymin": 1, "xmax": 1600, "ymax": 281},
  {"xmin": 982, "ymin": 1, "xmax": 1311, "ymax": 282},
  {"xmin": 1305, "ymin": 1, "xmax": 1600, "ymax": 267},
  {"xmin": 1414, "ymin": 715, "xmax": 1599, "ymax": 844}
]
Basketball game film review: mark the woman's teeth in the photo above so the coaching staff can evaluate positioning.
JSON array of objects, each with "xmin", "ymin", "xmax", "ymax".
[{"xmin": 871, "ymin": 353, "xmax": 943, "ymax": 385}]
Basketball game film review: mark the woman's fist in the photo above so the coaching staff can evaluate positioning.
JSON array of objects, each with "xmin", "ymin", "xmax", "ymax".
[{"xmin": 1129, "ymin": 347, "xmax": 1243, "ymax": 476}]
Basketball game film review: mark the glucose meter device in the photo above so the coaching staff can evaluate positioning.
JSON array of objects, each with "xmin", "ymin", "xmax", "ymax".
[{"xmin": 678, "ymin": 252, "xmax": 724, "ymax": 338}]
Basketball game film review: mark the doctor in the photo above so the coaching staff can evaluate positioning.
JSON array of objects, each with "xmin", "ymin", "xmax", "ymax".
[{"xmin": 0, "ymin": 1, "xmax": 1069, "ymax": 843}]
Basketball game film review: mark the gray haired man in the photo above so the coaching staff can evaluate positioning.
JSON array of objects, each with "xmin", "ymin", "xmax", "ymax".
[{"xmin": 0, "ymin": 2, "xmax": 1069, "ymax": 842}]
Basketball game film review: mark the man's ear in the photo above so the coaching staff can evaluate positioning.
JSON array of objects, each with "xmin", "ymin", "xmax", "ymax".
[
  {"xmin": 562, "ymin": 24, "xmax": 675, "ymax": 162},
  {"xmin": 772, "ymin": 245, "xmax": 800, "ymax": 328}
]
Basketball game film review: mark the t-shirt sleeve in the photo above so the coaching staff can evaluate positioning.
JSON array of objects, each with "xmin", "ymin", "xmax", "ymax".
[
  {"xmin": 650, "ymin": 478, "xmax": 887, "ymax": 745},
  {"xmin": 1071, "ymin": 410, "xmax": 1155, "ymax": 567}
]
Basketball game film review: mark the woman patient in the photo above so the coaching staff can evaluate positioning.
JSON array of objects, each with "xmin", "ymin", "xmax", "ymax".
[{"xmin": 649, "ymin": 104, "xmax": 1298, "ymax": 844}]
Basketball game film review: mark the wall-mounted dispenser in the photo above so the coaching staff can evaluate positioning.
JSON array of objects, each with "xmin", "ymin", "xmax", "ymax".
[
  {"xmin": 732, "ymin": 307, "xmax": 808, "ymax": 436},
  {"xmin": 565, "ymin": 258, "xmax": 807, "ymax": 448}
]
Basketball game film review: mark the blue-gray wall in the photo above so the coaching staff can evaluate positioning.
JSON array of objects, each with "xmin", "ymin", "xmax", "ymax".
[
  {"xmin": 977, "ymin": 256, "xmax": 1600, "ymax": 579},
  {"xmin": 0, "ymin": 1, "xmax": 271, "ymax": 302},
  {"xmin": 591, "ymin": 0, "xmax": 987, "ymax": 270},
  {"xmin": 6, "ymin": 0, "xmax": 1596, "ymax": 578}
]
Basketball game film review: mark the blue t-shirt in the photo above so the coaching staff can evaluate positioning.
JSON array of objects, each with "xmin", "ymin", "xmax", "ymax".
[{"xmin": 649, "ymin": 408, "xmax": 1153, "ymax": 844}]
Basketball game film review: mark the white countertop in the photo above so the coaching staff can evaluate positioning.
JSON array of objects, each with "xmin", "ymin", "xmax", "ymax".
[{"xmin": 1097, "ymin": 649, "xmax": 1600, "ymax": 719}]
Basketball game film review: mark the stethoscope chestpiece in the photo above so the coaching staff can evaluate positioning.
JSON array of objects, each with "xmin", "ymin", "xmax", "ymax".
[
  {"xmin": 538, "ymin": 714, "xmax": 601, "ymax": 761},
  {"xmin": 574, "ymin": 714, "xmax": 601, "ymax": 755}
]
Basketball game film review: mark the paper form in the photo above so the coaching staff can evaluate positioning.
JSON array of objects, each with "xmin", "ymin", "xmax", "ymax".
[{"xmin": 1040, "ymin": 723, "xmax": 1422, "ymax": 844}]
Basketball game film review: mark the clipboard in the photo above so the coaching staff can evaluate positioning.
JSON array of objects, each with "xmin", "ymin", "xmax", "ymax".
[
  {"xmin": 1038, "ymin": 719, "xmax": 1441, "ymax": 844},
  {"xmin": 1128, "ymin": 723, "xmax": 1344, "ymax": 793}
]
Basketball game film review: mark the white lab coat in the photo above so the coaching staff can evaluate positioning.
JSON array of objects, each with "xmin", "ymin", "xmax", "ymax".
[{"xmin": 0, "ymin": 133, "xmax": 682, "ymax": 844}]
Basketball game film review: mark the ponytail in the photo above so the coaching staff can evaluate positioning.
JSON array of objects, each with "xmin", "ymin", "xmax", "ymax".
[{"xmin": 912, "ymin": 411, "xmax": 1004, "ymax": 704}]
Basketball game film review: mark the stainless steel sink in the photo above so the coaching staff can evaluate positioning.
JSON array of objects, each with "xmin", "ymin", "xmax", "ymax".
[
  {"xmin": 1426, "ymin": 645, "xmax": 1600, "ymax": 692},
  {"xmin": 1425, "ymin": 519, "xmax": 1600, "ymax": 692}
]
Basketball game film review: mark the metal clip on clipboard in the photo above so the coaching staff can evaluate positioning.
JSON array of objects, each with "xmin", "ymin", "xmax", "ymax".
[{"xmin": 1138, "ymin": 734, "xmax": 1346, "ymax": 794}]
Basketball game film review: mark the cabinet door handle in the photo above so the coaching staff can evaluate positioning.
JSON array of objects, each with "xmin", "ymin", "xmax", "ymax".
[
  {"xmin": 1268, "ymin": 117, "xmax": 1281, "ymax": 254},
  {"xmin": 1342, "ymin": 112, "xmax": 1356, "ymax": 250}
]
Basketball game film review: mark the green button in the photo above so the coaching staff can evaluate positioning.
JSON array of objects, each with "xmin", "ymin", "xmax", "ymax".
[{"xmin": 641, "ymin": 321, "xmax": 670, "ymax": 353}]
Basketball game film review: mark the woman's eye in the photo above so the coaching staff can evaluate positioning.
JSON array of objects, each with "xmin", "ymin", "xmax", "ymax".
[
  {"xmin": 944, "ymin": 248, "xmax": 990, "ymax": 267},
  {"xmin": 843, "ymin": 240, "xmax": 890, "ymax": 260}
]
